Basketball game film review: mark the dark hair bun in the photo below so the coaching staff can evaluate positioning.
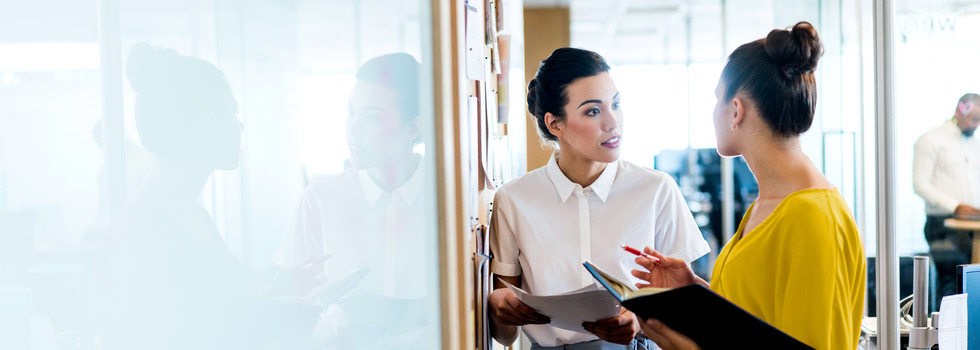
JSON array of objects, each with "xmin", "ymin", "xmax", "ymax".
[
  {"xmin": 526, "ymin": 78, "xmax": 545, "ymax": 122},
  {"xmin": 764, "ymin": 22, "xmax": 823, "ymax": 78}
]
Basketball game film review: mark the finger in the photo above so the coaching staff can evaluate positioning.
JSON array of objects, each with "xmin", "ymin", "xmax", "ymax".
[
  {"xmin": 643, "ymin": 248, "xmax": 678, "ymax": 266},
  {"xmin": 594, "ymin": 313, "xmax": 632, "ymax": 327},
  {"xmin": 495, "ymin": 297, "xmax": 547, "ymax": 325},
  {"xmin": 507, "ymin": 297, "xmax": 550, "ymax": 323},
  {"xmin": 502, "ymin": 308, "xmax": 548, "ymax": 325},
  {"xmin": 635, "ymin": 282, "xmax": 652, "ymax": 289},
  {"xmin": 640, "ymin": 319, "xmax": 672, "ymax": 347},
  {"xmin": 642, "ymin": 318, "xmax": 697, "ymax": 350},
  {"xmin": 634, "ymin": 256, "xmax": 659, "ymax": 271},
  {"xmin": 632, "ymin": 268, "xmax": 652, "ymax": 282},
  {"xmin": 498, "ymin": 308, "xmax": 546, "ymax": 325},
  {"xmin": 642, "ymin": 246, "xmax": 663, "ymax": 258}
]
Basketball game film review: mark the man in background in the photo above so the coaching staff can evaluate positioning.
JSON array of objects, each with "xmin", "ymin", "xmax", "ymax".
[{"xmin": 913, "ymin": 93, "xmax": 980, "ymax": 297}]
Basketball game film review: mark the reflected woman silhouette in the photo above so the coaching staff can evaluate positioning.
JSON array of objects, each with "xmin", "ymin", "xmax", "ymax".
[
  {"xmin": 96, "ymin": 44, "xmax": 311, "ymax": 349},
  {"xmin": 273, "ymin": 53, "xmax": 436, "ymax": 349}
]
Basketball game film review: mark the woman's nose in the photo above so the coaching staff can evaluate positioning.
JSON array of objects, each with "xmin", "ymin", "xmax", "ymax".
[{"xmin": 601, "ymin": 112, "xmax": 620, "ymax": 132}]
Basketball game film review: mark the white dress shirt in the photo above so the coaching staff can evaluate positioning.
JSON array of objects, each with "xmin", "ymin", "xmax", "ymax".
[
  {"xmin": 489, "ymin": 154, "xmax": 710, "ymax": 347},
  {"xmin": 273, "ymin": 162, "xmax": 430, "ymax": 298},
  {"xmin": 913, "ymin": 120, "xmax": 980, "ymax": 216}
]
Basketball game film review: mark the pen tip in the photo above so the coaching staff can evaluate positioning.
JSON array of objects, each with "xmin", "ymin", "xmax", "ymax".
[{"xmin": 620, "ymin": 244, "xmax": 626, "ymax": 248}]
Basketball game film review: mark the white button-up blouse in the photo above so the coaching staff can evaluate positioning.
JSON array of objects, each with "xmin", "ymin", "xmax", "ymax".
[{"xmin": 490, "ymin": 154, "xmax": 710, "ymax": 346}]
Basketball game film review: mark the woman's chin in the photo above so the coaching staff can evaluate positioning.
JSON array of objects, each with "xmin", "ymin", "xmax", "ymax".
[{"xmin": 595, "ymin": 149, "xmax": 620, "ymax": 163}]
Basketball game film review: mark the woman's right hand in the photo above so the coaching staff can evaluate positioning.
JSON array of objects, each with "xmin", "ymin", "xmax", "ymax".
[
  {"xmin": 488, "ymin": 288, "xmax": 551, "ymax": 326},
  {"xmin": 630, "ymin": 247, "xmax": 703, "ymax": 289}
]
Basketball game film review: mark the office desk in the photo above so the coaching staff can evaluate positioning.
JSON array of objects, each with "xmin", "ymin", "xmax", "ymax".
[{"xmin": 942, "ymin": 218, "xmax": 980, "ymax": 264}]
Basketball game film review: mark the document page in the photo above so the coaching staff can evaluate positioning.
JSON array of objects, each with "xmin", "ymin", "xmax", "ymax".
[
  {"xmin": 502, "ymin": 281, "xmax": 621, "ymax": 333},
  {"xmin": 939, "ymin": 293, "xmax": 968, "ymax": 350}
]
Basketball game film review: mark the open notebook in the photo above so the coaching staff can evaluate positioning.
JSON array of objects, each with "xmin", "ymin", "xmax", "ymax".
[{"xmin": 583, "ymin": 261, "xmax": 813, "ymax": 349}]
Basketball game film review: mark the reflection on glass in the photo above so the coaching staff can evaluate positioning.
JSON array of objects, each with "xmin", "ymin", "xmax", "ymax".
[
  {"xmin": 913, "ymin": 93, "xmax": 980, "ymax": 298},
  {"xmin": 2, "ymin": 0, "xmax": 440, "ymax": 349},
  {"xmin": 271, "ymin": 53, "xmax": 435, "ymax": 349},
  {"xmin": 95, "ymin": 44, "xmax": 316, "ymax": 350}
]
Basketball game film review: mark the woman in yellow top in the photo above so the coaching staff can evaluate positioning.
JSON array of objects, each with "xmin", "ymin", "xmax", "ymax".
[{"xmin": 629, "ymin": 22, "xmax": 866, "ymax": 350}]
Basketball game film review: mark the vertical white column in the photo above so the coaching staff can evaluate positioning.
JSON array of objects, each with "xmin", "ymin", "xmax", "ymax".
[{"xmin": 98, "ymin": 0, "xmax": 127, "ymax": 215}]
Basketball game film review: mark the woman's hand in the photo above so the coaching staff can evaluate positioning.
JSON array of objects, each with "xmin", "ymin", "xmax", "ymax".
[
  {"xmin": 638, "ymin": 318, "xmax": 700, "ymax": 350},
  {"xmin": 488, "ymin": 288, "xmax": 551, "ymax": 326},
  {"xmin": 583, "ymin": 309, "xmax": 640, "ymax": 345},
  {"xmin": 630, "ymin": 247, "xmax": 704, "ymax": 289}
]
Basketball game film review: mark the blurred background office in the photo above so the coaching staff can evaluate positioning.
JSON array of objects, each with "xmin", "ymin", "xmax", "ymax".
[{"xmin": 2, "ymin": 0, "xmax": 980, "ymax": 349}]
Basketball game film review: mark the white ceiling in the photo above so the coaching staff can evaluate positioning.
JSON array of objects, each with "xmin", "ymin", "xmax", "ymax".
[{"xmin": 523, "ymin": 0, "xmax": 980, "ymax": 65}]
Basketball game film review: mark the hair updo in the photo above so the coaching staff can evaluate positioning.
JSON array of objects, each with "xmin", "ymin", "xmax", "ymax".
[
  {"xmin": 355, "ymin": 53, "xmax": 420, "ymax": 122},
  {"xmin": 527, "ymin": 47, "xmax": 610, "ymax": 143},
  {"xmin": 721, "ymin": 21, "xmax": 823, "ymax": 138},
  {"xmin": 126, "ymin": 43, "xmax": 232, "ymax": 158}
]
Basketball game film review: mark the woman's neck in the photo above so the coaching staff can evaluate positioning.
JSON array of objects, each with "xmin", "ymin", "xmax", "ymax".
[
  {"xmin": 367, "ymin": 153, "xmax": 421, "ymax": 192},
  {"xmin": 555, "ymin": 150, "xmax": 607, "ymax": 188},
  {"xmin": 741, "ymin": 136, "xmax": 828, "ymax": 200},
  {"xmin": 139, "ymin": 158, "xmax": 213, "ymax": 207}
]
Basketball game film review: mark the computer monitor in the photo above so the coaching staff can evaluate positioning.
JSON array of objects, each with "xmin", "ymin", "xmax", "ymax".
[{"xmin": 957, "ymin": 264, "xmax": 980, "ymax": 350}]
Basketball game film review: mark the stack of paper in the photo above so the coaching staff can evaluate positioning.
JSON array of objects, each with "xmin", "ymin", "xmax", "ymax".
[{"xmin": 502, "ymin": 281, "xmax": 621, "ymax": 333}]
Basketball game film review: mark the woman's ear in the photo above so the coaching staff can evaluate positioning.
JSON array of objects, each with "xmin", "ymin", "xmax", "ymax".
[
  {"xmin": 545, "ymin": 112, "xmax": 563, "ymax": 138},
  {"xmin": 730, "ymin": 96, "xmax": 746, "ymax": 129}
]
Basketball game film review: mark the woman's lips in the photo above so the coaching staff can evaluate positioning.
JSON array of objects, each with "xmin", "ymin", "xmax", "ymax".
[{"xmin": 601, "ymin": 135, "xmax": 621, "ymax": 148}]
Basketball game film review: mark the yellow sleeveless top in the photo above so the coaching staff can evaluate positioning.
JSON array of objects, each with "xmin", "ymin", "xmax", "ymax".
[{"xmin": 710, "ymin": 189, "xmax": 865, "ymax": 350}]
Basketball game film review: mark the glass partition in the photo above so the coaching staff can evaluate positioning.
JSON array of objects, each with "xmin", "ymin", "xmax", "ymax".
[{"xmin": 0, "ymin": 1, "xmax": 442, "ymax": 348}]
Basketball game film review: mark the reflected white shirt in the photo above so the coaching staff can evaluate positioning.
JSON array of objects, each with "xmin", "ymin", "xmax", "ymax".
[
  {"xmin": 273, "ymin": 162, "xmax": 429, "ymax": 298},
  {"xmin": 913, "ymin": 120, "xmax": 980, "ymax": 216},
  {"xmin": 489, "ymin": 154, "xmax": 710, "ymax": 347}
]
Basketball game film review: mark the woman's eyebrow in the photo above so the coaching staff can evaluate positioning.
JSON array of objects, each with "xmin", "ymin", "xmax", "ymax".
[{"xmin": 577, "ymin": 99, "xmax": 602, "ymax": 108}]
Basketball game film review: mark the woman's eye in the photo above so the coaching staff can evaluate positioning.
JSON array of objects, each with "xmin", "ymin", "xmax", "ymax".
[
  {"xmin": 586, "ymin": 107, "xmax": 600, "ymax": 116},
  {"xmin": 612, "ymin": 101, "xmax": 621, "ymax": 110}
]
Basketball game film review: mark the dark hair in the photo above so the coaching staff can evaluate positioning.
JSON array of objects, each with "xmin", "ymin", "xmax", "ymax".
[
  {"xmin": 721, "ymin": 21, "xmax": 823, "ymax": 138},
  {"xmin": 355, "ymin": 53, "xmax": 420, "ymax": 122},
  {"xmin": 527, "ymin": 47, "xmax": 610, "ymax": 143}
]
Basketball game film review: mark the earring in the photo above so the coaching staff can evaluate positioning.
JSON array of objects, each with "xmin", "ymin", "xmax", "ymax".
[{"xmin": 730, "ymin": 123, "xmax": 738, "ymax": 131}]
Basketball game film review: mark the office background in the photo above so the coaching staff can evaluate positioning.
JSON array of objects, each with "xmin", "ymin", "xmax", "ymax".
[{"xmin": 0, "ymin": 0, "xmax": 978, "ymax": 349}]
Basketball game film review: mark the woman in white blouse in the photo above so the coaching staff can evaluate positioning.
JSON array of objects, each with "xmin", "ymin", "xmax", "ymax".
[{"xmin": 488, "ymin": 47, "xmax": 710, "ymax": 350}]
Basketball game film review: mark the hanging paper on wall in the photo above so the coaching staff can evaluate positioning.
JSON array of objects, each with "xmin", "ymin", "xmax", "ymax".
[
  {"xmin": 485, "ymin": 0, "xmax": 501, "ymax": 75},
  {"xmin": 496, "ymin": 34, "xmax": 511, "ymax": 125},
  {"xmin": 465, "ymin": 0, "xmax": 485, "ymax": 81}
]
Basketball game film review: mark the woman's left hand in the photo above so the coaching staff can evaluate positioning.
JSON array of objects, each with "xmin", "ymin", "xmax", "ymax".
[
  {"xmin": 582, "ymin": 309, "xmax": 639, "ymax": 345},
  {"xmin": 638, "ymin": 318, "xmax": 700, "ymax": 350}
]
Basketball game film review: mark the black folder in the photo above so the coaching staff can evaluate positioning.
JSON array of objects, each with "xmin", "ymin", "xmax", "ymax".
[{"xmin": 583, "ymin": 261, "xmax": 813, "ymax": 350}]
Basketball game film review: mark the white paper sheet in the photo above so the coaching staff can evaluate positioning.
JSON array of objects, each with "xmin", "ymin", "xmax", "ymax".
[
  {"xmin": 464, "ymin": 0, "xmax": 485, "ymax": 81},
  {"xmin": 939, "ymin": 293, "xmax": 968, "ymax": 350},
  {"xmin": 502, "ymin": 281, "xmax": 621, "ymax": 333}
]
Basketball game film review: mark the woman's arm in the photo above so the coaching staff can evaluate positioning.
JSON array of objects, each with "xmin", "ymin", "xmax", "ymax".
[
  {"xmin": 630, "ymin": 247, "xmax": 707, "ymax": 289},
  {"xmin": 488, "ymin": 275, "xmax": 550, "ymax": 345},
  {"xmin": 638, "ymin": 318, "xmax": 700, "ymax": 350}
]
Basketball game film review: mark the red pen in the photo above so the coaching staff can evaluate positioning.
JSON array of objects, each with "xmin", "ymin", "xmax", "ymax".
[{"xmin": 621, "ymin": 244, "xmax": 660, "ymax": 263}]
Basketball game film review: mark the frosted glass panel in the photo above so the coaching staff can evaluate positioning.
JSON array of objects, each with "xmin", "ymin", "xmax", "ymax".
[
  {"xmin": 0, "ymin": 0, "xmax": 440, "ymax": 349},
  {"xmin": 894, "ymin": 0, "xmax": 980, "ymax": 303}
]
